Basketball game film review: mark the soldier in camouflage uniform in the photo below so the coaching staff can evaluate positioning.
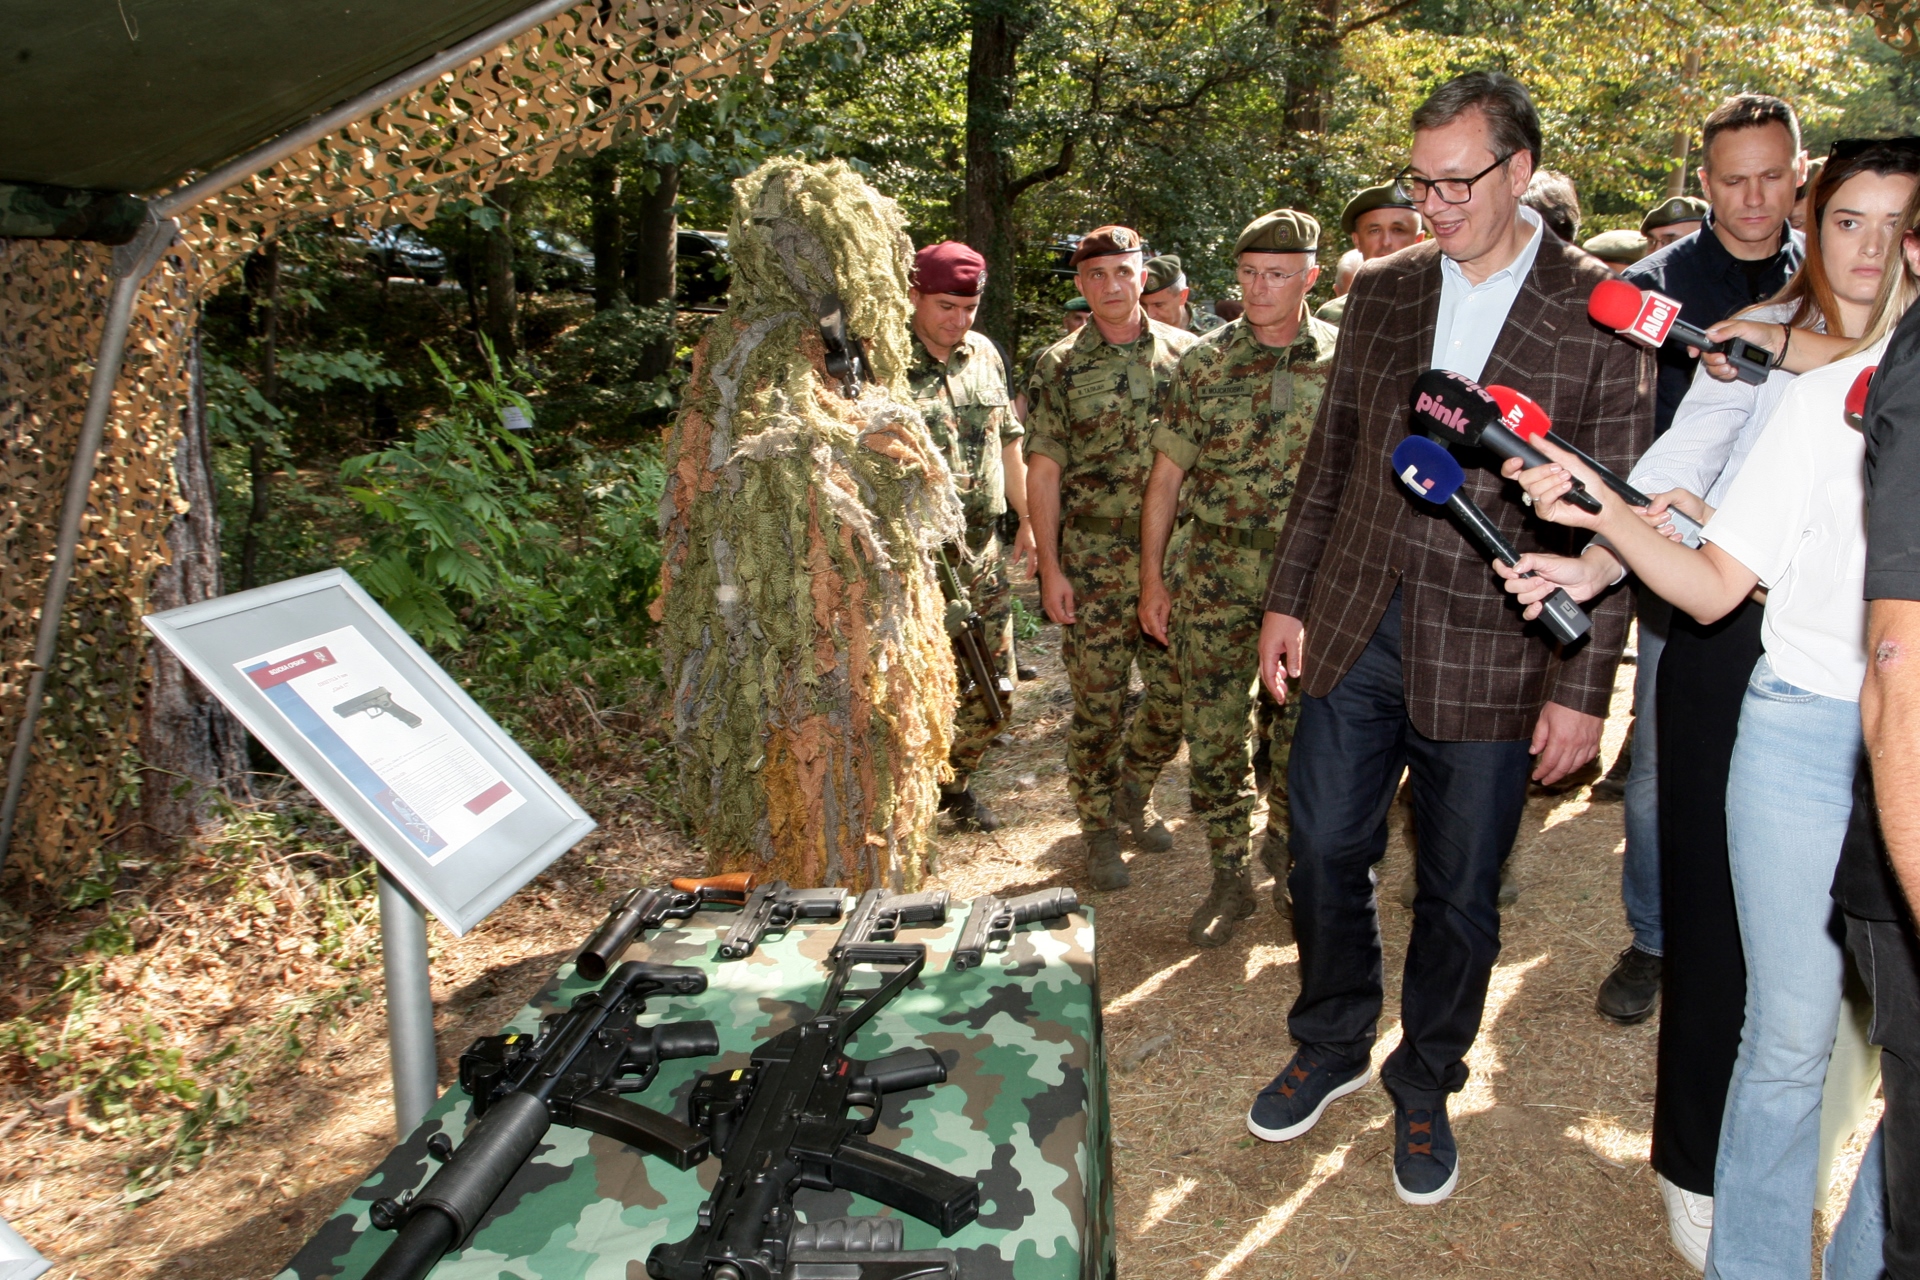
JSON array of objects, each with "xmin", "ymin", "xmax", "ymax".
[
  {"xmin": 1141, "ymin": 254, "xmax": 1224, "ymax": 335},
  {"xmin": 1140, "ymin": 210, "xmax": 1337, "ymax": 945},
  {"xmin": 1026, "ymin": 226, "xmax": 1197, "ymax": 891},
  {"xmin": 906, "ymin": 242, "xmax": 1034, "ymax": 832}
]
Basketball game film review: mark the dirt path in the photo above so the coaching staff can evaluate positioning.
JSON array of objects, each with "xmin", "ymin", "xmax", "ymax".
[{"xmin": 4, "ymin": 587, "xmax": 1875, "ymax": 1278}]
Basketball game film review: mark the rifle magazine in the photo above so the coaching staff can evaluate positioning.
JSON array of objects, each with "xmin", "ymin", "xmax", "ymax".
[
  {"xmin": 568, "ymin": 1090, "xmax": 711, "ymax": 1170},
  {"xmin": 827, "ymin": 1136, "xmax": 980, "ymax": 1236}
]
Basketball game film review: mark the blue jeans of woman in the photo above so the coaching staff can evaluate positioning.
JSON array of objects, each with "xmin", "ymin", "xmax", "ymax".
[{"xmin": 1705, "ymin": 655, "xmax": 1861, "ymax": 1280}]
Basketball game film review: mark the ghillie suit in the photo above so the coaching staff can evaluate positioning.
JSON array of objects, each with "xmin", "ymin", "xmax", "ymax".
[{"xmin": 653, "ymin": 159, "xmax": 962, "ymax": 891}]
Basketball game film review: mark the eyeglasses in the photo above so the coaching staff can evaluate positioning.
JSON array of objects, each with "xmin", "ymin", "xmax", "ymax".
[
  {"xmin": 1393, "ymin": 154, "xmax": 1514, "ymax": 206},
  {"xmin": 1236, "ymin": 263, "xmax": 1315, "ymax": 289}
]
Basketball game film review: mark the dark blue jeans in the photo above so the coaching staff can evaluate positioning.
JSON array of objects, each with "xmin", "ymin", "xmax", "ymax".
[{"xmin": 1286, "ymin": 590, "xmax": 1533, "ymax": 1107}]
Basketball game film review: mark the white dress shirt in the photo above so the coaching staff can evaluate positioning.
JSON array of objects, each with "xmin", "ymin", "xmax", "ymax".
[
  {"xmin": 1430, "ymin": 205, "xmax": 1546, "ymax": 381},
  {"xmin": 1629, "ymin": 301, "xmax": 1808, "ymax": 507}
]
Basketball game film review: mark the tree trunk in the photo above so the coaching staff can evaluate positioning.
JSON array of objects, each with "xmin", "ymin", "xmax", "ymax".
[
  {"xmin": 627, "ymin": 160, "xmax": 680, "ymax": 380},
  {"xmin": 589, "ymin": 152, "xmax": 624, "ymax": 312},
  {"xmin": 240, "ymin": 241, "xmax": 278, "ymax": 592},
  {"xmin": 964, "ymin": 1, "xmax": 1022, "ymax": 356},
  {"xmin": 140, "ymin": 336, "xmax": 250, "ymax": 853},
  {"xmin": 1281, "ymin": 0, "xmax": 1341, "ymax": 201},
  {"xmin": 483, "ymin": 185, "xmax": 522, "ymax": 363},
  {"xmin": 1667, "ymin": 49, "xmax": 1702, "ymax": 197}
]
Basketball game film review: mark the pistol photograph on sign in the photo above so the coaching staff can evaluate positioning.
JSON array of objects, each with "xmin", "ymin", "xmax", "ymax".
[{"xmin": 332, "ymin": 686, "xmax": 424, "ymax": 728}]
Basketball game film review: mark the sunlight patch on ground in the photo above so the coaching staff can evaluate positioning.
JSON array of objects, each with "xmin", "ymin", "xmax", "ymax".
[
  {"xmin": 1563, "ymin": 1114, "xmax": 1652, "ymax": 1168},
  {"xmin": 1243, "ymin": 943, "xmax": 1298, "ymax": 984},
  {"xmin": 1203, "ymin": 1141, "xmax": 1355, "ymax": 1279},
  {"xmin": 1458, "ymin": 952, "xmax": 1550, "ymax": 1117},
  {"xmin": 1542, "ymin": 794, "xmax": 1591, "ymax": 831},
  {"xmin": 1106, "ymin": 954, "xmax": 1201, "ymax": 1016},
  {"xmin": 1133, "ymin": 1175, "xmax": 1199, "ymax": 1238}
]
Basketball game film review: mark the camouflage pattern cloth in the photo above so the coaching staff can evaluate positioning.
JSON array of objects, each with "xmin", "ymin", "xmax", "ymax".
[
  {"xmin": 280, "ymin": 904, "xmax": 1109, "ymax": 1280},
  {"xmin": 908, "ymin": 331, "xmax": 1021, "ymax": 789},
  {"xmin": 1025, "ymin": 314, "xmax": 1196, "ymax": 833},
  {"xmin": 1155, "ymin": 312, "xmax": 1337, "ymax": 871},
  {"xmin": 1185, "ymin": 306, "xmax": 1226, "ymax": 336}
]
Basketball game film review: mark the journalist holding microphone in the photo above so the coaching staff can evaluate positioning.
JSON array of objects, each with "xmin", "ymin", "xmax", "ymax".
[
  {"xmin": 1246, "ymin": 70, "xmax": 1651, "ymax": 1204},
  {"xmin": 1501, "ymin": 178, "xmax": 1920, "ymax": 1278}
]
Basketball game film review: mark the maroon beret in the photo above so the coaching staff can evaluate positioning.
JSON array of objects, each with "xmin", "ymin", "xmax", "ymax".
[
  {"xmin": 913, "ymin": 241, "xmax": 988, "ymax": 297},
  {"xmin": 1069, "ymin": 225, "xmax": 1143, "ymax": 266}
]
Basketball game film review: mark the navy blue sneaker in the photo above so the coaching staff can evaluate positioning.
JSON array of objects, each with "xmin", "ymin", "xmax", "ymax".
[
  {"xmin": 1392, "ymin": 1101, "xmax": 1459, "ymax": 1205},
  {"xmin": 1246, "ymin": 1050, "xmax": 1371, "ymax": 1142}
]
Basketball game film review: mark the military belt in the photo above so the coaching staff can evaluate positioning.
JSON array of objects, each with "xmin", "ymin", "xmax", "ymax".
[
  {"xmin": 1188, "ymin": 516, "xmax": 1276, "ymax": 551},
  {"xmin": 1066, "ymin": 514, "xmax": 1140, "ymax": 538}
]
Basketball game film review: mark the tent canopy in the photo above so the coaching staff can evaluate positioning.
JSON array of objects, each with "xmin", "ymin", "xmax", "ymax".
[{"xmin": 0, "ymin": 0, "xmax": 540, "ymax": 194}]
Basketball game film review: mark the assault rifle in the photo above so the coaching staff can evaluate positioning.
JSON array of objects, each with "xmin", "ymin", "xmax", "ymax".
[
  {"xmin": 829, "ymin": 888, "xmax": 950, "ymax": 962},
  {"xmin": 332, "ymin": 686, "xmax": 423, "ymax": 729},
  {"xmin": 575, "ymin": 872, "xmax": 757, "ymax": 981},
  {"xmin": 950, "ymin": 887, "xmax": 1079, "ymax": 971},
  {"xmin": 645, "ymin": 943, "xmax": 979, "ymax": 1280},
  {"xmin": 934, "ymin": 546, "xmax": 1010, "ymax": 727},
  {"xmin": 718, "ymin": 880, "xmax": 849, "ymax": 960},
  {"xmin": 364, "ymin": 962, "xmax": 717, "ymax": 1280},
  {"xmin": 816, "ymin": 292, "xmax": 869, "ymax": 399}
]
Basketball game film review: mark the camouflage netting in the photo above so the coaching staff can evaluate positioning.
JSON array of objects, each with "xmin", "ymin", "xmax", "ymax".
[
  {"xmin": 0, "ymin": 0, "xmax": 871, "ymax": 888},
  {"xmin": 653, "ymin": 158, "xmax": 961, "ymax": 891}
]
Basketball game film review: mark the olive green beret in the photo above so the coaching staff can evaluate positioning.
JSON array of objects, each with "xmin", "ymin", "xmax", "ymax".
[
  {"xmin": 1143, "ymin": 254, "xmax": 1186, "ymax": 295},
  {"xmin": 1064, "ymin": 296, "xmax": 1091, "ymax": 312},
  {"xmin": 1640, "ymin": 196, "xmax": 1709, "ymax": 235},
  {"xmin": 1581, "ymin": 228, "xmax": 1650, "ymax": 266},
  {"xmin": 1235, "ymin": 209, "xmax": 1320, "ymax": 256},
  {"xmin": 1340, "ymin": 183, "xmax": 1419, "ymax": 236}
]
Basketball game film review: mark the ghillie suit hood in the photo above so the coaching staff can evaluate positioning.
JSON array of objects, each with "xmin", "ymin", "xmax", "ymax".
[{"xmin": 653, "ymin": 158, "xmax": 962, "ymax": 890}]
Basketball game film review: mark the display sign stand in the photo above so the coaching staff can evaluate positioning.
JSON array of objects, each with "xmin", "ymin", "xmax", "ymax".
[{"xmin": 144, "ymin": 569, "xmax": 595, "ymax": 1135}]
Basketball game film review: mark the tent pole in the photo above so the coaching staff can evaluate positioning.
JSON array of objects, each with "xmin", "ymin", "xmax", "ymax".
[
  {"xmin": 150, "ymin": 0, "xmax": 583, "ymax": 221},
  {"xmin": 0, "ymin": 217, "xmax": 178, "ymax": 873}
]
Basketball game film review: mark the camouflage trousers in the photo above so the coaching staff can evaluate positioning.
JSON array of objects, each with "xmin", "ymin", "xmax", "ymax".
[
  {"xmin": 949, "ymin": 531, "xmax": 1014, "ymax": 790},
  {"xmin": 1060, "ymin": 528, "xmax": 1183, "ymax": 833},
  {"xmin": 1170, "ymin": 536, "xmax": 1298, "ymax": 871}
]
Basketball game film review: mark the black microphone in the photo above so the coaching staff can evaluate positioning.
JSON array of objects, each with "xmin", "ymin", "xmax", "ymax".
[
  {"xmin": 1408, "ymin": 369, "xmax": 1605, "ymax": 515},
  {"xmin": 1391, "ymin": 436, "xmax": 1593, "ymax": 645}
]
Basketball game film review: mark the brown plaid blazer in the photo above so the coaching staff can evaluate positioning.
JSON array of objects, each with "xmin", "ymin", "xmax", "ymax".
[{"xmin": 1262, "ymin": 236, "xmax": 1655, "ymax": 741}]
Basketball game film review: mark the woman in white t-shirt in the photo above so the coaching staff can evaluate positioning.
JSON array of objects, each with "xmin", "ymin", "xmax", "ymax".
[{"xmin": 1505, "ymin": 188, "xmax": 1920, "ymax": 1280}]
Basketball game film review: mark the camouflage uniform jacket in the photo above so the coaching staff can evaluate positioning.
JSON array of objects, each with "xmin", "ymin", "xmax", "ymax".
[
  {"xmin": 1153, "ymin": 311, "xmax": 1338, "ymax": 531},
  {"xmin": 906, "ymin": 330, "xmax": 1019, "ymax": 533},
  {"xmin": 1024, "ymin": 313, "xmax": 1198, "ymax": 520},
  {"xmin": 1185, "ymin": 305, "xmax": 1226, "ymax": 336}
]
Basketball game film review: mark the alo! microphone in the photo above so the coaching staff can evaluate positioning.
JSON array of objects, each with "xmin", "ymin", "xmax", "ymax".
[
  {"xmin": 1408, "ymin": 369, "xmax": 1604, "ymax": 515},
  {"xmin": 1391, "ymin": 436, "xmax": 1593, "ymax": 645},
  {"xmin": 1485, "ymin": 384, "xmax": 1705, "ymax": 549},
  {"xmin": 1587, "ymin": 278, "xmax": 1773, "ymax": 386},
  {"xmin": 1845, "ymin": 365, "xmax": 1876, "ymax": 429}
]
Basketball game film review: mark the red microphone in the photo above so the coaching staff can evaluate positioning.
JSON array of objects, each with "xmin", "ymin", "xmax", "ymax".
[
  {"xmin": 1485, "ymin": 385, "xmax": 1704, "ymax": 547},
  {"xmin": 1588, "ymin": 278, "xmax": 1774, "ymax": 387},
  {"xmin": 1845, "ymin": 366, "xmax": 1877, "ymax": 429}
]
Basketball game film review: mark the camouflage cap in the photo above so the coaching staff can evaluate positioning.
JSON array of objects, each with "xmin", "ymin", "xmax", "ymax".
[
  {"xmin": 1340, "ymin": 182, "xmax": 1419, "ymax": 235},
  {"xmin": 1142, "ymin": 254, "xmax": 1186, "ymax": 295},
  {"xmin": 1640, "ymin": 195, "xmax": 1710, "ymax": 235},
  {"xmin": 1235, "ymin": 209, "xmax": 1320, "ymax": 256},
  {"xmin": 1068, "ymin": 225, "xmax": 1144, "ymax": 265},
  {"xmin": 1581, "ymin": 228, "xmax": 1649, "ymax": 266}
]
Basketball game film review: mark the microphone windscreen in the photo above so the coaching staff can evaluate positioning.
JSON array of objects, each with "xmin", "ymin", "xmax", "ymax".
[
  {"xmin": 1846, "ymin": 365, "xmax": 1876, "ymax": 428},
  {"xmin": 1409, "ymin": 368, "xmax": 1502, "ymax": 445},
  {"xmin": 1485, "ymin": 385, "xmax": 1552, "ymax": 441},
  {"xmin": 1392, "ymin": 435, "xmax": 1465, "ymax": 505},
  {"xmin": 1588, "ymin": 277, "xmax": 1645, "ymax": 330}
]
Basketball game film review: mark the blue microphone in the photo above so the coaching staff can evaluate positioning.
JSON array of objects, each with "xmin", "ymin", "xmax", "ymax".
[{"xmin": 1391, "ymin": 436, "xmax": 1592, "ymax": 645}]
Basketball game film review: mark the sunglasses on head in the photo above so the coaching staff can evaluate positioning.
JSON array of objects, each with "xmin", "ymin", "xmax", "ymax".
[{"xmin": 1826, "ymin": 136, "xmax": 1920, "ymax": 165}]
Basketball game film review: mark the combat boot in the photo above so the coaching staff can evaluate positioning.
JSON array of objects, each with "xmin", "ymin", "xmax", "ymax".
[
  {"xmin": 939, "ymin": 787, "xmax": 1001, "ymax": 832},
  {"xmin": 1115, "ymin": 779, "xmax": 1173, "ymax": 852},
  {"xmin": 1086, "ymin": 829, "xmax": 1130, "ymax": 891},
  {"xmin": 1259, "ymin": 826, "xmax": 1292, "ymax": 917},
  {"xmin": 1189, "ymin": 865, "xmax": 1257, "ymax": 947}
]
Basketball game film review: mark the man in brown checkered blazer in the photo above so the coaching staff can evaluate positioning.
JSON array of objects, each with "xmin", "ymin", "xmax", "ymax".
[{"xmin": 1242, "ymin": 72, "xmax": 1654, "ymax": 1205}]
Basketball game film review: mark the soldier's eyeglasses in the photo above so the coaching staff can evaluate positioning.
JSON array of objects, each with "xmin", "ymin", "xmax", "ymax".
[
  {"xmin": 1236, "ymin": 263, "xmax": 1314, "ymax": 288},
  {"xmin": 1393, "ymin": 154, "xmax": 1514, "ymax": 206}
]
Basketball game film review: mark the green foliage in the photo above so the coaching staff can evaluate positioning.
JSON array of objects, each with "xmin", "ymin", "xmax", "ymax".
[{"xmin": 531, "ymin": 302, "xmax": 685, "ymax": 439}]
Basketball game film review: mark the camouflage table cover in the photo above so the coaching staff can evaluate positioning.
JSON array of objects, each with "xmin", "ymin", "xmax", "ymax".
[{"xmin": 279, "ymin": 902, "xmax": 1110, "ymax": 1280}]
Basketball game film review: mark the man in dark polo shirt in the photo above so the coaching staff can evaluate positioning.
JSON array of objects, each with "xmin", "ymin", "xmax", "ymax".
[{"xmin": 1828, "ymin": 303, "xmax": 1920, "ymax": 1278}]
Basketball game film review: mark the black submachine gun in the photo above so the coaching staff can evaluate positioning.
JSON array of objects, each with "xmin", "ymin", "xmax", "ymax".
[
  {"xmin": 646, "ymin": 943, "xmax": 980, "ymax": 1280},
  {"xmin": 364, "ymin": 961, "xmax": 719, "ymax": 1280}
]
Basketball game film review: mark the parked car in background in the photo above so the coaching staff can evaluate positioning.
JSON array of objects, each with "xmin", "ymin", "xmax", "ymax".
[
  {"xmin": 348, "ymin": 225, "xmax": 446, "ymax": 285},
  {"xmin": 676, "ymin": 229, "xmax": 730, "ymax": 308},
  {"xmin": 524, "ymin": 229, "xmax": 594, "ymax": 293}
]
